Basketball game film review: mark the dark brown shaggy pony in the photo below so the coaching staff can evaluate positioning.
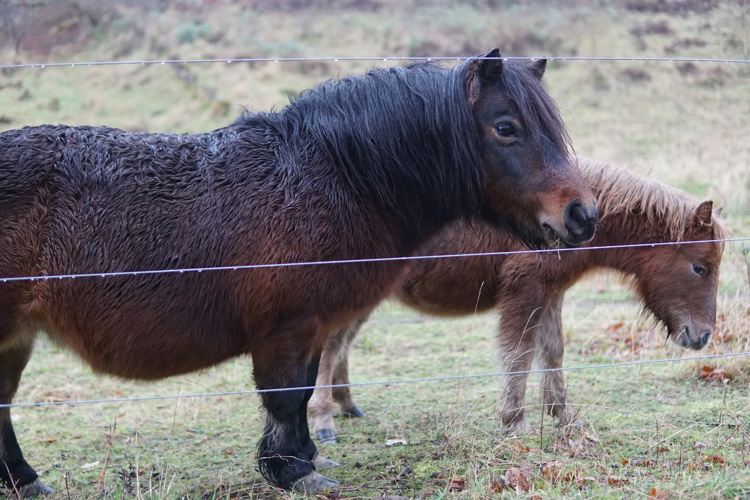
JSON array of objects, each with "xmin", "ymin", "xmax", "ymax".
[
  {"xmin": 0, "ymin": 51, "xmax": 598, "ymax": 495},
  {"xmin": 309, "ymin": 157, "xmax": 728, "ymax": 443}
]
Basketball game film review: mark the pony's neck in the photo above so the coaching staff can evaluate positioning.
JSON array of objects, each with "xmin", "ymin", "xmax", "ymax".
[{"xmin": 588, "ymin": 210, "xmax": 671, "ymax": 274}]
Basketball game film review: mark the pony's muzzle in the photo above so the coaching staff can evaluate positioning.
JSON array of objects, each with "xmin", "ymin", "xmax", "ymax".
[
  {"xmin": 692, "ymin": 330, "xmax": 712, "ymax": 350},
  {"xmin": 676, "ymin": 325, "xmax": 712, "ymax": 350},
  {"xmin": 562, "ymin": 199, "xmax": 598, "ymax": 246}
]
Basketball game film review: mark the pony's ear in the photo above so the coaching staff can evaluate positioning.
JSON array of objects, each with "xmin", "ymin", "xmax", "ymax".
[
  {"xmin": 528, "ymin": 59, "xmax": 547, "ymax": 80},
  {"xmin": 465, "ymin": 48, "xmax": 504, "ymax": 105},
  {"xmin": 714, "ymin": 206, "xmax": 723, "ymax": 217},
  {"xmin": 478, "ymin": 48, "xmax": 504, "ymax": 83},
  {"xmin": 692, "ymin": 200, "xmax": 714, "ymax": 227}
]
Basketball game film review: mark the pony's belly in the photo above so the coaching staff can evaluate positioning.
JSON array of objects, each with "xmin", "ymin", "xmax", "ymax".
[{"xmin": 41, "ymin": 320, "xmax": 246, "ymax": 381}]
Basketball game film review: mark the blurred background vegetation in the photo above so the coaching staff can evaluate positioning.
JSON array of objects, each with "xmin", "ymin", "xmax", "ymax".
[{"xmin": 1, "ymin": 1, "xmax": 748, "ymax": 211}]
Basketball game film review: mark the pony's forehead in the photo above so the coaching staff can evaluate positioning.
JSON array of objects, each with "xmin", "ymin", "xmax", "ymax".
[{"xmin": 495, "ymin": 59, "xmax": 571, "ymax": 155}]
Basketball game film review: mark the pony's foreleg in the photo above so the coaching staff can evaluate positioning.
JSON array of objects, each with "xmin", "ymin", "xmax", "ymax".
[
  {"xmin": 253, "ymin": 323, "xmax": 338, "ymax": 493},
  {"xmin": 496, "ymin": 304, "xmax": 542, "ymax": 435},
  {"xmin": 536, "ymin": 294, "xmax": 574, "ymax": 427},
  {"xmin": 0, "ymin": 337, "xmax": 55, "ymax": 497},
  {"xmin": 308, "ymin": 315, "xmax": 368, "ymax": 445},
  {"xmin": 308, "ymin": 328, "xmax": 339, "ymax": 444}
]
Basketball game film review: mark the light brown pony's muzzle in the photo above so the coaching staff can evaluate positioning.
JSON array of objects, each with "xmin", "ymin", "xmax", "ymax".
[{"xmin": 671, "ymin": 322, "xmax": 713, "ymax": 350}]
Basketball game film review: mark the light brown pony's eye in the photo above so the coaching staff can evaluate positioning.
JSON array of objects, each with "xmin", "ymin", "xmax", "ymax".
[{"xmin": 692, "ymin": 264, "xmax": 707, "ymax": 277}]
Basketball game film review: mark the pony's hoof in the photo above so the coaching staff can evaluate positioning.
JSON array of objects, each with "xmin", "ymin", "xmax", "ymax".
[
  {"xmin": 292, "ymin": 471, "xmax": 339, "ymax": 493},
  {"xmin": 503, "ymin": 419, "xmax": 533, "ymax": 436},
  {"xmin": 316, "ymin": 428, "xmax": 337, "ymax": 444},
  {"xmin": 313, "ymin": 453, "xmax": 340, "ymax": 471},
  {"xmin": 20, "ymin": 479, "xmax": 56, "ymax": 498},
  {"xmin": 343, "ymin": 406, "xmax": 366, "ymax": 418}
]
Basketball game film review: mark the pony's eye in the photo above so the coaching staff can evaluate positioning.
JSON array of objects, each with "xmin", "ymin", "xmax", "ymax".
[
  {"xmin": 495, "ymin": 122, "xmax": 518, "ymax": 140},
  {"xmin": 692, "ymin": 264, "xmax": 707, "ymax": 277}
]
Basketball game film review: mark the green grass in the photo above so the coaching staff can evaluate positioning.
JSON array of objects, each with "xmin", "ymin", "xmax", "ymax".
[
  {"xmin": 8, "ymin": 289, "xmax": 750, "ymax": 498},
  {"xmin": 2, "ymin": 1, "xmax": 750, "ymax": 497}
]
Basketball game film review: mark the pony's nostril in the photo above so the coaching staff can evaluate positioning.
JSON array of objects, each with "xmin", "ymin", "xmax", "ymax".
[
  {"xmin": 563, "ymin": 199, "xmax": 597, "ymax": 243},
  {"xmin": 700, "ymin": 331, "xmax": 711, "ymax": 347}
]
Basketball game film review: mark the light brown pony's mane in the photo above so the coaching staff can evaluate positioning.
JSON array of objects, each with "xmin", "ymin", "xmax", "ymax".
[{"xmin": 578, "ymin": 157, "xmax": 730, "ymax": 242}]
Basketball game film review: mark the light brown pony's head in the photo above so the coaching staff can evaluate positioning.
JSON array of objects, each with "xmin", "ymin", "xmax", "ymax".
[
  {"xmin": 581, "ymin": 158, "xmax": 729, "ymax": 350},
  {"xmin": 638, "ymin": 201, "xmax": 726, "ymax": 350},
  {"xmin": 463, "ymin": 50, "xmax": 598, "ymax": 248}
]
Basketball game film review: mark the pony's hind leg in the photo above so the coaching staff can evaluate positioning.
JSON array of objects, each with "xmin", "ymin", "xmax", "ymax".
[
  {"xmin": 0, "ymin": 336, "xmax": 55, "ymax": 497},
  {"xmin": 537, "ymin": 295, "xmax": 575, "ymax": 427}
]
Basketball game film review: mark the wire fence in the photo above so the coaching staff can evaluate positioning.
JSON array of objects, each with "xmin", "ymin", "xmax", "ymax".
[
  {"xmin": 1, "ymin": 351, "xmax": 747, "ymax": 410},
  {"xmin": 1, "ymin": 55, "xmax": 750, "ymax": 70},
  {"xmin": 0, "ymin": 237, "xmax": 747, "ymax": 284},
  {"xmin": 1, "ymin": 53, "xmax": 749, "ymax": 413}
]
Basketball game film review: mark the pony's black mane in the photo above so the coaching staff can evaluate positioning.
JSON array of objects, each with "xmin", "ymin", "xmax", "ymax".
[
  {"xmin": 235, "ymin": 61, "xmax": 483, "ymax": 233},
  {"xmin": 233, "ymin": 58, "xmax": 570, "ymax": 236}
]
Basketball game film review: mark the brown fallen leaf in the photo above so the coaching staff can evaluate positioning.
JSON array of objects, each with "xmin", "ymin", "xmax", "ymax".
[
  {"xmin": 699, "ymin": 365, "xmax": 733, "ymax": 382},
  {"xmin": 447, "ymin": 478, "xmax": 465, "ymax": 491},
  {"xmin": 512, "ymin": 441, "xmax": 531, "ymax": 454},
  {"xmin": 608, "ymin": 477, "xmax": 630, "ymax": 486},
  {"xmin": 703, "ymin": 454, "xmax": 727, "ymax": 465},
  {"xmin": 490, "ymin": 480, "xmax": 505, "ymax": 493},
  {"xmin": 504, "ymin": 464, "xmax": 533, "ymax": 492},
  {"xmin": 648, "ymin": 487, "xmax": 670, "ymax": 499}
]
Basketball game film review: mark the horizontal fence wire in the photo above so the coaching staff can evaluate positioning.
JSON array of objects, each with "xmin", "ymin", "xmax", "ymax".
[
  {"xmin": 1, "ymin": 53, "xmax": 748, "ymax": 414},
  {"xmin": 2, "ymin": 55, "xmax": 750, "ymax": 70},
  {"xmin": 2, "ymin": 351, "xmax": 748, "ymax": 410},
  {"xmin": 0, "ymin": 237, "xmax": 748, "ymax": 283}
]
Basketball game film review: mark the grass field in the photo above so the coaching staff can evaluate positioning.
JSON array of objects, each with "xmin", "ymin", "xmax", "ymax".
[{"xmin": 2, "ymin": 1, "xmax": 750, "ymax": 498}]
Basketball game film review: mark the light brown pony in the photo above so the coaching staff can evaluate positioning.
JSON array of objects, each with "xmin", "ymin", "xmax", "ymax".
[{"xmin": 309, "ymin": 157, "xmax": 728, "ymax": 443}]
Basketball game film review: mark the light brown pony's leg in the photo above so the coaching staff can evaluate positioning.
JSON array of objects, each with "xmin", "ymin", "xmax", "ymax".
[
  {"xmin": 331, "ymin": 316, "xmax": 367, "ymax": 418},
  {"xmin": 536, "ymin": 294, "xmax": 575, "ymax": 427},
  {"xmin": 309, "ymin": 329, "xmax": 339, "ymax": 444},
  {"xmin": 496, "ymin": 302, "xmax": 543, "ymax": 435},
  {"xmin": 309, "ymin": 315, "xmax": 368, "ymax": 444}
]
